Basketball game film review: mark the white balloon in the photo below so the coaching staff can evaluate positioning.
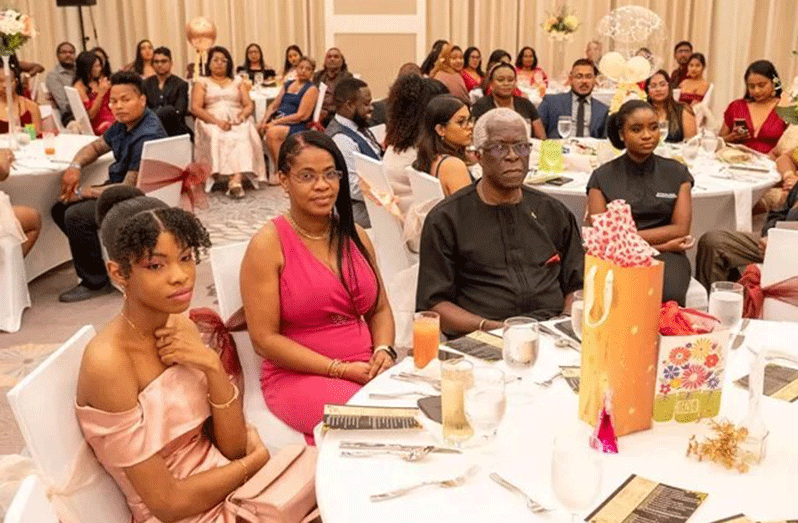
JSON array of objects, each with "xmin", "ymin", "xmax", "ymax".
[
  {"xmin": 624, "ymin": 55, "xmax": 651, "ymax": 82},
  {"xmin": 599, "ymin": 51, "xmax": 625, "ymax": 80}
]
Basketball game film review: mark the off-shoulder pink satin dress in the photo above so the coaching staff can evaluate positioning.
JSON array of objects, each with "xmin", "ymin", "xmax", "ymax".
[
  {"xmin": 261, "ymin": 216, "xmax": 378, "ymax": 442},
  {"xmin": 76, "ymin": 365, "xmax": 235, "ymax": 523}
]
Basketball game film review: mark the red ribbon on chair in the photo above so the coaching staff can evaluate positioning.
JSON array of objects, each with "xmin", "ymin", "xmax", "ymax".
[
  {"xmin": 739, "ymin": 264, "xmax": 798, "ymax": 319},
  {"xmin": 190, "ymin": 307, "xmax": 246, "ymax": 378},
  {"xmin": 138, "ymin": 158, "xmax": 211, "ymax": 212}
]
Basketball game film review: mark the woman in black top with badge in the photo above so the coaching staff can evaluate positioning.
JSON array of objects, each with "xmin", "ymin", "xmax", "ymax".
[
  {"xmin": 587, "ymin": 100, "xmax": 694, "ymax": 305},
  {"xmin": 471, "ymin": 63, "xmax": 546, "ymax": 139}
]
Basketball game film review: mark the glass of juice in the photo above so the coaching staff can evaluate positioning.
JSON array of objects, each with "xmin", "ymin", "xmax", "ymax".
[
  {"xmin": 413, "ymin": 311, "xmax": 439, "ymax": 371},
  {"xmin": 43, "ymin": 132, "xmax": 56, "ymax": 156},
  {"xmin": 441, "ymin": 358, "xmax": 473, "ymax": 446}
]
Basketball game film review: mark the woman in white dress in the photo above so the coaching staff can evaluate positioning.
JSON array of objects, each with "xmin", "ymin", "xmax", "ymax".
[{"xmin": 191, "ymin": 46, "xmax": 266, "ymax": 198}]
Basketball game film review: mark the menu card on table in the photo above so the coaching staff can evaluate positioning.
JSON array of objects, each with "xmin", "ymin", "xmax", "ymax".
[
  {"xmin": 711, "ymin": 516, "xmax": 798, "ymax": 523},
  {"xmin": 323, "ymin": 405, "xmax": 422, "ymax": 430},
  {"xmin": 586, "ymin": 474, "xmax": 707, "ymax": 523},
  {"xmin": 735, "ymin": 364, "xmax": 798, "ymax": 402},
  {"xmin": 445, "ymin": 331, "xmax": 503, "ymax": 362}
]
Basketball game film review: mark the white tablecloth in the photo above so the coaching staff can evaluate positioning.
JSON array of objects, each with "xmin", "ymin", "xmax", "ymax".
[
  {"xmin": 4, "ymin": 134, "xmax": 113, "ymax": 281},
  {"xmin": 249, "ymin": 86, "xmax": 281, "ymax": 123},
  {"xmin": 316, "ymin": 320, "xmax": 798, "ymax": 523}
]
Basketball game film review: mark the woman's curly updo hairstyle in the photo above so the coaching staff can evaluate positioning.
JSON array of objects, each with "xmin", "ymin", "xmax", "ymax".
[{"xmin": 96, "ymin": 186, "xmax": 211, "ymax": 277}]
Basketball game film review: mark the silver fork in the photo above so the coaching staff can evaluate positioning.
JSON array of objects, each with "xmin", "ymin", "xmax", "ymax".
[
  {"xmin": 534, "ymin": 372, "xmax": 561, "ymax": 387},
  {"xmin": 369, "ymin": 391, "xmax": 429, "ymax": 399},
  {"xmin": 489, "ymin": 473, "xmax": 550, "ymax": 513},
  {"xmin": 370, "ymin": 465, "xmax": 480, "ymax": 502},
  {"xmin": 342, "ymin": 446, "xmax": 434, "ymax": 462}
]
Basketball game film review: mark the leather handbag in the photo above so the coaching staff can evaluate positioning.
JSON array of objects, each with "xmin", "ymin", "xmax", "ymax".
[{"xmin": 224, "ymin": 444, "xmax": 319, "ymax": 523}]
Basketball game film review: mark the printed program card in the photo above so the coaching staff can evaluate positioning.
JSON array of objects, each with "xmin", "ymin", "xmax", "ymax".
[
  {"xmin": 735, "ymin": 364, "xmax": 798, "ymax": 402},
  {"xmin": 445, "ymin": 330, "xmax": 503, "ymax": 362},
  {"xmin": 323, "ymin": 405, "xmax": 422, "ymax": 431},
  {"xmin": 711, "ymin": 516, "xmax": 798, "ymax": 523},
  {"xmin": 586, "ymin": 474, "xmax": 707, "ymax": 523},
  {"xmin": 561, "ymin": 365, "xmax": 580, "ymax": 393}
]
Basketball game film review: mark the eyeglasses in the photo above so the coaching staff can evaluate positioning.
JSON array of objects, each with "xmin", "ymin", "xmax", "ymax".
[
  {"xmin": 450, "ymin": 117, "xmax": 474, "ymax": 129},
  {"xmin": 481, "ymin": 142, "xmax": 531, "ymax": 158},
  {"xmin": 291, "ymin": 169, "xmax": 343, "ymax": 184},
  {"xmin": 572, "ymin": 74, "xmax": 595, "ymax": 81}
]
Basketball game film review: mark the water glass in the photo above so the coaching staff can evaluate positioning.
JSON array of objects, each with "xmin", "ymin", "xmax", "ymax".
[
  {"xmin": 551, "ymin": 428, "xmax": 603, "ymax": 523},
  {"xmin": 464, "ymin": 367, "xmax": 506, "ymax": 444},
  {"xmin": 441, "ymin": 358, "xmax": 474, "ymax": 446},
  {"xmin": 701, "ymin": 135, "xmax": 719, "ymax": 155},
  {"xmin": 413, "ymin": 311, "xmax": 440, "ymax": 371},
  {"xmin": 502, "ymin": 317, "xmax": 539, "ymax": 370},
  {"xmin": 557, "ymin": 116, "xmax": 573, "ymax": 140},
  {"xmin": 708, "ymin": 281, "xmax": 744, "ymax": 330},
  {"xmin": 683, "ymin": 141, "xmax": 699, "ymax": 161},
  {"xmin": 658, "ymin": 120, "xmax": 669, "ymax": 143},
  {"xmin": 254, "ymin": 72, "xmax": 264, "ymax": 85},
  {"xmin": 571, "ymin": 290, "xmax": 584, "ymax": 341}
]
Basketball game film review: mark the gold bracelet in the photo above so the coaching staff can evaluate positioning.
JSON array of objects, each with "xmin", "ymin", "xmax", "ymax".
[
  {"xmin": 208, "ymin": 383, "xmax": 239, "ymax": 409},
  {"xmin": 327, "ymin": 358, "xmax": 341, "ymax": 378},
  {"xmin": 478, "ymin": 318, "xmax": 488, "ymax": 331},
  {"xmin": 236, "ymin": 458, "xmax": 249, "ymax": 481},
  {"xmin": 336, "ymin": 361, "xmax": 348, "ymax": 379}
]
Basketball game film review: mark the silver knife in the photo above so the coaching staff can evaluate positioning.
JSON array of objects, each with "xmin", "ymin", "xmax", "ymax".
[
  {"xmin": 731, "ymin": 318, "xmax": 751, "ymax": 350},
  {"xmin": 340, "ymin": 441, "xmax": 461, "ymax": 454},
  {"xmin": 538, "ymin": 324, "xmax": 580, "ymax": 352}
]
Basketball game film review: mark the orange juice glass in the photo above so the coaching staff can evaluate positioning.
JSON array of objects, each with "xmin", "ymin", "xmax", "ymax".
[{"xmin": 413, "ymin": 311, "xmax": 440, "ymax": 370}]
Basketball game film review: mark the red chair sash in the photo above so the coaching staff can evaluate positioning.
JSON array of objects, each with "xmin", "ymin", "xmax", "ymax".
[
  {"xmin": 739, "ymin": 264, "xmax": 798, "ymax": 318},
  {"xmin": 138, "ymin": 158, "xmax": 211, "ymax": 212}
]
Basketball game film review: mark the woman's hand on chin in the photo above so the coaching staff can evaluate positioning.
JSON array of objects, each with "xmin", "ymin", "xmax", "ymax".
[{"xmin": 155, "ymin": 319, "xmax": 222, "ymax": 374}]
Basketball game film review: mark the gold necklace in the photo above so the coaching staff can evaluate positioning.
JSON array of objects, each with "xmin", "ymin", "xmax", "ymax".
[
  {"xmin": 285, "ymin": 213, "xmax": 330, "ymax": 240},
  {"xmin": 121, "ymin": 311, "xmax": 149, "ymax": 340}
]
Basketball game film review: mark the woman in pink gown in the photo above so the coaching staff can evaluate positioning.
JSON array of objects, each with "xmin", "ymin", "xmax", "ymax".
[
  {"xmin": 241, "ymin": 131, "xmax": 396, "ymax": 443},
  {"xmin": 75, "ymin": 186, "xmax": 271, "ymax": 523}
]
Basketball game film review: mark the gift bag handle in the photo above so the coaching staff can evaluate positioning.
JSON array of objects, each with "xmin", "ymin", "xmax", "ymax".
[{"xmin": 584, "ymin": 265, "xmax": 614, "ymax": 329}]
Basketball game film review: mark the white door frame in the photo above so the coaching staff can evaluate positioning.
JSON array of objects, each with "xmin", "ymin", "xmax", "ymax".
[{"xmin": 323, "ymin": 0, "xmax": 427, "ymax": 64}]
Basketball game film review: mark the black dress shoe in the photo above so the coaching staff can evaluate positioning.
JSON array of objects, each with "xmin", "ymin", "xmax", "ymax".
[{"xmin": 58, "ymin": 283, "xmax": 114, "ymax": 303}]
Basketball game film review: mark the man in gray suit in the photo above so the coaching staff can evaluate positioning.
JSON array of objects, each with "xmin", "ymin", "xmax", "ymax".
[{"xmin": 538, "ymin": 58, "xmax": 608, "ymax": 139}]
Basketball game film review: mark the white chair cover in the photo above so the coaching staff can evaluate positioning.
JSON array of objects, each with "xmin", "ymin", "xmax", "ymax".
[
  {"xmin": 4, "ymin": 475, "xmax": 59, "ymax": 523},
  {"xmin": 312, "ymin": 82, "xmax": 327, "ymax": 123},
  {"xmin": 761, "ymin": 228, "xmax": 798, "ymax": 321},
  {"xmin": 63, "ymin": 87, "xmax": 95, "ymax": 136},
  {"xmin": 138, "ymin": 135, "xmax": 192, "ymax": 207},
  {"xmin": 0, "ymin": 191, "xmax": 29, "ymax": 333}
]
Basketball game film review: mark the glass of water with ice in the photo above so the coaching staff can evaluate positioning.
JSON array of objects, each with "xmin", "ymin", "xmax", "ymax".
[
  {"xmin": 502, "ymin": 317, "xmax": 539, "ymax": 403},
  {"xmin": 708, "ymin": 281, "xmax": 744, "ymax": 330},
  {"xmin": 464, "ymin": 367, "xmax": 506, "ymax": 445}
]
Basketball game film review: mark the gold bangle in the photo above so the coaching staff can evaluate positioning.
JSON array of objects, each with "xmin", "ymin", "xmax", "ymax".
[
  {"xmin": 208, "ymin": 383, "xmax": 239, "ymax": 409},
  {"xmin": 327, "ymin": 358, "xmax": 341, "ymax": 378},
  {"xmin": 336, "ymin": 361, "xmax": 348, "ymax": 380},
  {"xmin": 478, "ymin": 318, "xmax": 488, "ymax": 331},
  {"xmin": 237, "ymin": 458, "xmax": 249, "ymax": 481}
]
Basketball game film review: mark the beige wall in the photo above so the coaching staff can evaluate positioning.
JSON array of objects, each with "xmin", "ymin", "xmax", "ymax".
[
  {"xmin": 333, "ymin": 0, "xmax": 417, "ymax": 15},
  {"xmin": 335, "ymin": 33, "xmax": 417, "ymax": 99}
]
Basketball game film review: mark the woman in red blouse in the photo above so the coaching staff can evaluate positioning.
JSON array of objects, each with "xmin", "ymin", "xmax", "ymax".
[
  {"xmin": 720, "ymin": 60, "xmax": 787, "ymax": 155},
  {"xmin": 461, "ymin": 47, "xmax": 483, "ymax": 92}
]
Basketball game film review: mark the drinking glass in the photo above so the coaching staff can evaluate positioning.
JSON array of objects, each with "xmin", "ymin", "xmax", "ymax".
[
  {"xmin": 43, "ymin": 132, "xmax": 56, "ymax": 156},
  {"xmin": 503, "ymin": 317, "xmax": 539, "ymax": 403},
  {"xmin": 682, "ymin": 141, "xmax": 699, "ymax": 161},
  {"xmin": 441, "ymin": 358, "xmax": 474, "ymax": 446},
  {"xmin": 658, "ymin": 120, "xmax": 669, "ymax": 143},
  {"xmin": 557, "ymin": 116, "xmax": 573, "ymax": 140},
  {"xmin": 413, "ymin": 311, "xmax": 440, "ymax": 371},
  {"xmin": 254, "ymin": 72, "xmax": 264, "ymax": 86},
  {"xmin": 464, "ymin": 367, "xmax": 506, "ymax": 445},
  {"xmin": 551, "ymin": 428, "xmax": 603, "ymax": 523},
  {"xmin": 701, "ymin": 134, "xmax": 718, "ymax": 156},
  {"xmin": 708, "ymin": 281, "xmax": 744, "ymax": 330},
  {"xmin": 571, "ymin": 290, "xmax": 584, "ymax": 341}
]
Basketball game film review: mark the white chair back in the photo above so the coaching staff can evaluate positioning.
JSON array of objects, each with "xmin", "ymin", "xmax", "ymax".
[
  {"xmin": 702, "ymin": 83, "xmax": 714, "ymax": 107},
  {"xmin": 407, "ymin": 166, "xmax": 445, "ymax": 206},
  {"xmin": 761, "ymin": 228, "xmax": 798, "ymax": 321},
  {"xmin": 4, "ymin": 475, "xmax": 60, "ymax": 523},
  {"xmin": 209, "ymin": 242, "xmax": 305, "ymax": 454},
  {"xmin": 0, "ymin": 236, "xmax": 30, "ymax": 333},
  {"xmin": 369, "ymin": 123, "xmax": 386, "ymax": 145},
  {"xmin": 139, "ymin": 135, "xmax": 192, "ymax": 207},
  {"xmin": 353, "ymin": 153, "xmax": 413, "ymax": 288},
  {"xmin": 313, "ymin": 82, "xmax": 327, "ymax": 123},
  {"xmin": 6, "ymin": 326, "xmax": 132, "ymax": 522},
  {"xmin": 63, "ymin": 86, "xmax": 95, "ymax": 136}
]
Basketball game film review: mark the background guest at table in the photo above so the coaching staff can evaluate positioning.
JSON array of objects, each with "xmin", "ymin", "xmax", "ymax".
[
  {"xmin": 124, "ymin": 39, "xmax": 155, "ymax": 79},
  {"xmin": 241, "ymin": 131, "xmax": 395, "ymax": 443},
  {"xmin": 143, "ymin": 47, "xmax": 190, "ymax": 137},
  {"xmin": 417, "ymin": 108, "xmax": 584, "ymax": 337},
  {"xmin": 45, "ymin": 41, "xmax": 77, "ymax": 126},
  {"xmin": 472, "ymin": 63, "xmax": 545, "ymax": 139},
  {"xmin": 260, "ymin": 57, "xmax": 318, "ymax": 180},
  {"xmin": 538, "ymin": 59, "xmax": 608, "ymax": 139},
  {"xmin": 91, "ymin": 46, "xmax": 113, "ymax": 78},
  {"xmin": 53, "ymin": 71, "xmax": 166, "ymax": 303},
  {"xmin": 420, "ymin": 39, "xmax": 448, "ymax": 77},
  {"xmin": 325, "ymin": 78, "xmax": 382, "ymax": 228},
  {"xmin": 313, "ymin": 47, "xmax": 353, "ymax": 127},
  {"xmin": 0, "ymin": 56, "xmax": 42, "ymax": 135},
  {"xmin": 645, "ymin": 69, "xmax": 696, "ymax": 143},
  {"xmin": 237, "ymin": 43, "xmax": 272, "ymax": 82},
  {"xmin": 0, "ymin": 149, "xmax": 40, "ymax": 256},
  {"xmin": 677, "ymin": 53, "xmax": 710, "ymax": 105},
  {"xmin": 720, "ymin": 59, "xmax": 787, "ymax": 155},
  {"xmin": 696, "ymin": 183, "xmax": 798, "ymax": 289},
  {"xmin": 515, "ymin": 46, "xmax": 548, "ymax": 88},
  {"xmin": 588, "ymin": 100, "xmax": 694, "ymax": 306},
  {"xmin": 75, "ymin": 186, "xmax": 272, "ymax": 523},
  {"xmin": 430, "ymin": 44, "xmax": 470, "ymax": 105},
  {"xmin": 281, "ymin": 44, "xmax": 303, "ymax": 82},
  {"xmin": 585, "ymin": 39, "xmax": 603, "ymax": 66},
  {"xmin": 384, "ymin": 76, "xmax": 448, "ymax": 216},
  {"xmin": 74, "ymin": 51, "xmax": 115, "ymax": 135},
  {"xmin": 765, "ymin": 148, "xmax": 798, "ymax": 211},
  {"xmin": 670, "ymin": 40, "xmax": 693, "ymax": 88},
  {"xmin": 461, "ymin": 47, "xmax": 483, "ymax": 93},
  {"xmin": 480, "ymin": 49, "xmax": 513, "ymax": 92},
  {"xmin": 192, "ymin": 46, "xmax": 265, "ymax": 198},
  {"xmin": 412, "ymin": 94, "xmax": 473, "ymax": 197}
]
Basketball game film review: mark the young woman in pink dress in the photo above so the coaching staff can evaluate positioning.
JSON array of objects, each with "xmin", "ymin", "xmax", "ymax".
[
  {"xmin": 241, "ymin": 131, "xmax": 396, "ymax": 443},
  {"xmin": 75, "ymin": 186, "xmax": 272, "ymax": 522}
]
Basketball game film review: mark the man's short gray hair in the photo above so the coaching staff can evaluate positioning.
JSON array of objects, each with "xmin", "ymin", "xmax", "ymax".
[{"xmin": 472, "ymin": 108, "xmax": 529, "ymax": 149}]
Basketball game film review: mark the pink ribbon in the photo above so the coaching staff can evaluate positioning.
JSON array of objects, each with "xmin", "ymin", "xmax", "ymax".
[{"xmin": 138, "ymin": 158, "xmax": 211, "ymax": 212}]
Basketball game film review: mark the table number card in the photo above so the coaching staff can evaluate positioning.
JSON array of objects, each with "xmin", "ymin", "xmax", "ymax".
[
  {"xmin": 586, "ymin": 474, "xmax": 707, "ymax": 523},
  {"xmin": 323, "ymin": 405, "xmax": 422, "ymax": 431},
  {"xmin": 735, "ymin": 364, "xmax": 798, "ymax": 402}
]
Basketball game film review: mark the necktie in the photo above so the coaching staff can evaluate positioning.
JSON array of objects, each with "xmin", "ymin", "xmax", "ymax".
[
  {"xmin": 360, "ymin": 126, "xmax": 384, "ymax": 155},
  {"xmin": 576, "ymin": 97, "xmax": 587, "ymax": 137}
]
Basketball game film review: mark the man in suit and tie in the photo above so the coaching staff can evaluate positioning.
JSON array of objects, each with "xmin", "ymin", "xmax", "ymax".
[{"xmin": 537, "ymin": 59, "xmax": 608, "ymax": 139}]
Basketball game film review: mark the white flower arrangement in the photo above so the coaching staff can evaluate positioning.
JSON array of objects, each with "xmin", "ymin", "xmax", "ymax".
[
  {"xmin": 542, "ymin": 6, "xmax": 580, "ymax": 41},
  {"xmin": 0, "ymin": 8, "xmax": 35, "ymax": 55}
]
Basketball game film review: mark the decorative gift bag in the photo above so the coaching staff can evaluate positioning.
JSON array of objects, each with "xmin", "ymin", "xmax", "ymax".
[
  {"xmin": 578, "ymin": 200, "xmax": 664, "ymax": 437},
  {"xmin": 538, "ymin": 139, "xmax": 564, "ymax": 172},
  {"xmin": 653, "ymin": 306, "xmax": 731, "ymax": 423}
]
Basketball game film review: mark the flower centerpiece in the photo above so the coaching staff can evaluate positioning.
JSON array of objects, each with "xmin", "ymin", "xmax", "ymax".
[
  {"xmin": 0, "ymin": 9, "xmax": 36, "ymax": 148},
  {"xmin": 542, "ymin": 5, "xmax": 580, "ymax": 42}
]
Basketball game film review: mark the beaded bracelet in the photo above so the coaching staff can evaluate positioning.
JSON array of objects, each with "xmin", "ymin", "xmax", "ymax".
[{"xmin": 208, "ymin": 383, "xmax": 239, "ymax": 409}]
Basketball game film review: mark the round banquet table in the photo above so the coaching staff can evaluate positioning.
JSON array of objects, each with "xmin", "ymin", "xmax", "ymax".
[
  {"xmin": 3, "ymin": 134, "xmax": 113, "ymax": 281},
  {"xmin": 315, "ymin": 319, "xmax": 798, "ymax": 523},
  {"xmin": 249, "ymin": 86, "xmax": 281, "ymax": 123}
]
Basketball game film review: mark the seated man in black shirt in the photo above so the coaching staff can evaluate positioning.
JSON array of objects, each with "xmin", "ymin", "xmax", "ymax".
[
  {"xmin": 416, "ymin": 108, "xmax": 584, "ymax": 337},
  {"xmin": 143, "ymin": 47, "xmax": 191, "ymax": 137},
  {"xmin": 52, "ymin": 71, "xmax": 167, "ymax": 302}
]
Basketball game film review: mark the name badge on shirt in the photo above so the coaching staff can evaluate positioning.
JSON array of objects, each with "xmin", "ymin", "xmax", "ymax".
[{"xmin": 656, "ymin": 192, "xmax": 678, "ymax": 199}]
